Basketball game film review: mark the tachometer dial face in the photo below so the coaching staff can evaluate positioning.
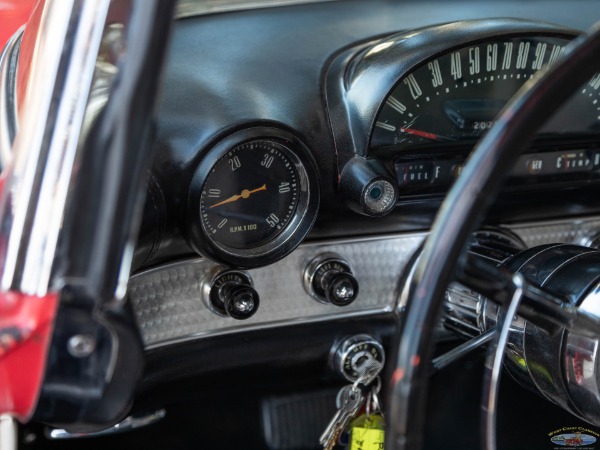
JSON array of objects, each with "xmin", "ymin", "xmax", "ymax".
[
  {"xmin": 188, "ymin": 127, "xmax": 319, "ymax": 269},
  {"xmin": 200, "ymin": 140, "xmax": 300, "ymax": 249},
  {"xmin": 371, "ymin": 36, "xmax": 600, "ymax": 149}
]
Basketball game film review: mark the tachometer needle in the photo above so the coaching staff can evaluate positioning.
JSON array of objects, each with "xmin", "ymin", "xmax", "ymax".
[
  {"xmin": 400, "ymin": 127, "xmax": 455, "ymax": 142},
  {"xmin": 209, "ymin": 184, "xmax": 267, "ymax": 208}
]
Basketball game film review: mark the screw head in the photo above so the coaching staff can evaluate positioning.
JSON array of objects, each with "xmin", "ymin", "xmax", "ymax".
[{"xmin": 67, "ymin": 334, "xmax": 96, "ymax": 358}]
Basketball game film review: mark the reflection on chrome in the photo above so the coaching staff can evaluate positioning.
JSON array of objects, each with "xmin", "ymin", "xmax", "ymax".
[
  {"xmin": 176, "ymin": 0, "xmax": 339, "ymax": 18},
  {"xmin": 46, "ymin": 409, "xmax": 167, "ymax": 440},
  {"xmin": 0, "ymin": 27, "xmax": 23, "ymax": 169}
]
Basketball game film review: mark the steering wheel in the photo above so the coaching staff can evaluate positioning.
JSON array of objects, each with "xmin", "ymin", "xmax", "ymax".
[{"xmin": 386, "ymin": 21, "xmax": 600, "ymax": 450}]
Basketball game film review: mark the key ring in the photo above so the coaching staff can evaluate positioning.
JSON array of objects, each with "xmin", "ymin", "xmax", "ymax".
[
  {"xmin": 365, "ymin": 377, "xmax": 383, "ymax": 419},
  {"xmin": 371, "ymin": 390, "xmax": 382, "ymax": 417},
  {"xmin": 371, "ymin": 376, "xmax": 381, "ymax": 395}
]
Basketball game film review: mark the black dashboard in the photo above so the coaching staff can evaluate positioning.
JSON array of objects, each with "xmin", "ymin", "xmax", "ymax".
[{"xmin": 135, "ymin": 0, "xmax": 600, "ymax": 273}]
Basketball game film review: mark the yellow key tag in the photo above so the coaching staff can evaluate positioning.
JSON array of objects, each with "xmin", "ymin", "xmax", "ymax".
[{"xmin": 349, "ymin": 413, "xmax": 385, "ymax": 450}]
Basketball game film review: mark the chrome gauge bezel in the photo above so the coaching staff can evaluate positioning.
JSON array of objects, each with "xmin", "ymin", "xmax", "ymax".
[{"xmin": 187, "ymin": 126, "xmax": 320, "ymax": 268}]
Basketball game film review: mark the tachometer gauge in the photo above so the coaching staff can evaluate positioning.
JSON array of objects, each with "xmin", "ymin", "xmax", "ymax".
[
  {"xmin": 371, "ymin": 36, "xmax": 600, "ymax": 149},
  {"xmin": 187, "ymin": 127, "xmax": 319, "ymax": 268},
  {"xmin": 200, "ymin": 140, "xmax": 299, "ymax": 249}
]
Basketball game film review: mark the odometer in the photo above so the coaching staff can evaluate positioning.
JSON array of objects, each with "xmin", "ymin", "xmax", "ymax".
[{"xmin": 371, "ymin": 36, "xmax": 600, "ymax": 149}]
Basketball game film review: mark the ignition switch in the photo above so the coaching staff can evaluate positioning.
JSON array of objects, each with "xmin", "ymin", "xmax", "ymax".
[
  {"xmin": 333, "ymin": 334, "xmax": 385, "ymax": 382},
  {"xmin": 204, "ymin": 269, "xmax": 260, "ymax": 320}
]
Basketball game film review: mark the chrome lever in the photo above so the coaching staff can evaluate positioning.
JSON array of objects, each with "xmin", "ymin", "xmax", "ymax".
[
  {"xmin": 431, "ymin": 328, "xmax": 496, "ymax": 372},
  {"xmin": 46, "ymin": 409, "xmax": 166, "ymax": 440}
]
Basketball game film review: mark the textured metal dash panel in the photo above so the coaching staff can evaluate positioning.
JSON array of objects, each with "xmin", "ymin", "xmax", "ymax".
[{"xmin": 129, "ymin": 234, "xmax": 425, "ymax": 347}]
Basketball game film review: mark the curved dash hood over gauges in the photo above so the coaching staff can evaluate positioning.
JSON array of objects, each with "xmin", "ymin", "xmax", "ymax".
[{"xmin": 328, "ymin": 19, "xmax": 600, "ymax": 210}]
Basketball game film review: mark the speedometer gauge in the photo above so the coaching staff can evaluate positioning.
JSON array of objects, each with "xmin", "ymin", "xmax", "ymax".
[
  {"xmin": 326, "ymin": 21, "xmax": 600, "ymax": 211},
  {"xmin": 187, "ymin": 127, "xmax": 320, "ymax": 269},
  {"xmin": 371, "ymin": 36, "xmax": 600, "ymax": 149}
]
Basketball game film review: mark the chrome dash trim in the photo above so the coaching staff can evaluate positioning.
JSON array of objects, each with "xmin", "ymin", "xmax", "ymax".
[
  {"xmin": 175, "ymin": 0, "xmax": 339, "ymax": 18},
  {"xmin": 0, "ymin": 27, "xmax": 23, "ymax": 169},
  {"xmin": 129, "ymin": 215, "xmax": 600, "ymax": 349},
  {"xmin": 145, "ymin": 308, "xmax": 392, "ymax": 350},
  {"xmin": 508, "ymin": 216, "xmax": 600, "ymax": 248}
]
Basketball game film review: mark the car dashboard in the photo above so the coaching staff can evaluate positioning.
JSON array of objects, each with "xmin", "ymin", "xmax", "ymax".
[
  {"xmin": 7, "ymin": 0, "xmax": 600, "ymax": 449},
  {"xmin": 131, "ymin": 1, "xmax": 600, "ymax": 345}
]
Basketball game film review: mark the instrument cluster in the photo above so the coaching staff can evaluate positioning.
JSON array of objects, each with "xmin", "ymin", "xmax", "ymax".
[{"xmin": 185, "ymin": 20, "xmax": 600, "ymax": 269}]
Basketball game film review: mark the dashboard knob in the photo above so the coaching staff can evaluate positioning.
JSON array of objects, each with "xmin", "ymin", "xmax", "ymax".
[
  {"xmin": 220, "ymin": 283, "xmax": 260, "ymax": 320},
  {"xmin": 304, "ymin": 253, "xmax": 359, "ymax": 306},
  {"xmin": 339, "ymin": 157, "xmax": 398, "ymax": 217},
  {"xmin": 323, "ymin": 271, "xmax": 359, "ymax": 306},
  {"xmin": 206, "ymin": 270, "xmax": 260, "ymax": 320}
]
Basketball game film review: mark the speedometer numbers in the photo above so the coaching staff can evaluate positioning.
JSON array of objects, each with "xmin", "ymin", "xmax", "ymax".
[
  {"xmin": 372, "ymin": 36, "xmax": 600, "ymax": 148},
  {"xmin": 187, "ymin": 127, "xmax": 319, "ymax": 268}
]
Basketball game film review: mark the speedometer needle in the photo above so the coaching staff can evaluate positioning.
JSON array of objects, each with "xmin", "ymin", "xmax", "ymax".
[
  {"xmin": 209, "ymin": 184, "xmax": 267, "ymax": 208},
  {"xmin": 400, "ymin": 127, "xmax": 455, "ymax": 142}
]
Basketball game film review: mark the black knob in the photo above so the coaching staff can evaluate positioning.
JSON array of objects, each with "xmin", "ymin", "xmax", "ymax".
[
  {"xmin": 304, "ymin": 254, "xmax": 359, "ymax": 306},
  {"xmin": 322, "ymin": 271, "xmax": 359, "ymax": 306},
  {"xmin": 220, "ymin": 283, "xmax": 260, "ymax": 320},
  {"xmin": 208, "ymin": 270, "xmax": 260, "ymax": 320}
]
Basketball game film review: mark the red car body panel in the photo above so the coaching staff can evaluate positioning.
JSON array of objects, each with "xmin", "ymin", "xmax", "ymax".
[{"xmin": 0, "ymin": 0, "xmax": 35, "ymax": 48}]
